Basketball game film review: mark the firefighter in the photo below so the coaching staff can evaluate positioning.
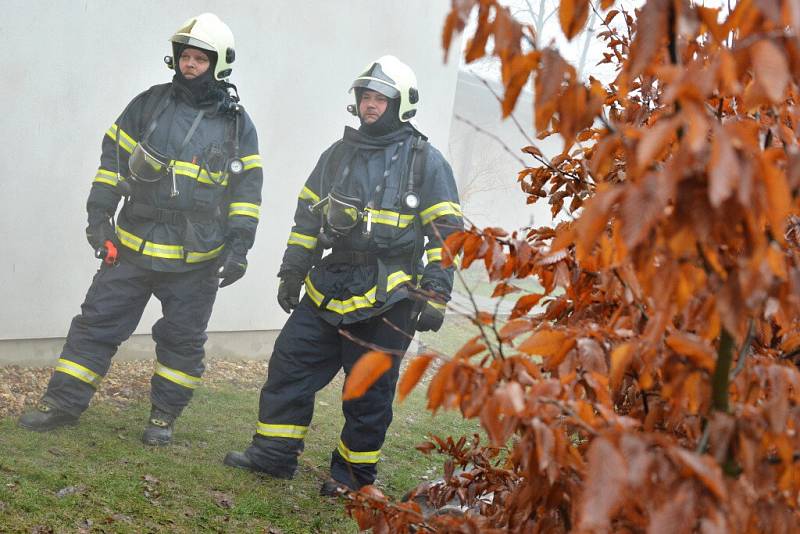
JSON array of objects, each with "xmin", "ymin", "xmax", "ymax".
[
  {"xmin": 224, "ymin": 55, "xmax": 461, "ymax": 495},
  {"xmin": 17, "ymin": 13, "xmax": 263, "ymax": 446}
]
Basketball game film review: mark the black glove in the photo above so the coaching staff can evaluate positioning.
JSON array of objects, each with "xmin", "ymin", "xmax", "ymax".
[
  {"xmin": 86, "ymin": 220, "xmax": 117, "ymax": 252},
  {"xmin": 217, "ymin": 247, "xmax": 248, "ymax": 288},
  {"xmin": 415, "ymin": 300, "xmax": 446, "ymax": 332},
  {"xmin": 277, "ymin": 272, "xmax": 304, "ymax": 314}
]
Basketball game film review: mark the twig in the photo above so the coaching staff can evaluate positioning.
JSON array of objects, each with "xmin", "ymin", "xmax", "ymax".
[
  {"xmin": 729, "ymin": 319, "xmax": 754, "ymax": 380},
  {"xmin": 454, "ymin": 114, "xmax": 527, "ymax": 167},
  {"xmin": 711, "ymin": 329, "xmax": 734, "ymax": 413}
]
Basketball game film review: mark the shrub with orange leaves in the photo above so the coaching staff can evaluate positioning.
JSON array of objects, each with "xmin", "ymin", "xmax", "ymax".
[{"xmin": 345, "ymin": 1, "xmax": 800, "ymax": 532}]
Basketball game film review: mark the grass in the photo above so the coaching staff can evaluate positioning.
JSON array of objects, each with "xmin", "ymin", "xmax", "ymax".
[
  {"xmin": 0, "ymin": 375, "xmax": 479, "ymax": 533},
  {"xmin": 453, "ymin": 263, "xmax": 543, "ymax": 300}
]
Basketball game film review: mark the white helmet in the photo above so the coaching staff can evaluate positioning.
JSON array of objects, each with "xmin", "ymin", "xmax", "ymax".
[
  {"xmin": 169, "ymin": 13, "xmax": 235, "ymax": 80},
  {"xmin": 349, "ymin": 55, "xmax": 419, "ymax": 122}
]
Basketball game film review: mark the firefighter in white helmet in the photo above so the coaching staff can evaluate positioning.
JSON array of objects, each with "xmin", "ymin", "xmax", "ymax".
[
  {"xmin": 225, "ymin": 56, "xmax": 462, "ymax": 496},
  {"xmin": 18, "ymin": 13, "xmax": 263, "ymax": 446}
]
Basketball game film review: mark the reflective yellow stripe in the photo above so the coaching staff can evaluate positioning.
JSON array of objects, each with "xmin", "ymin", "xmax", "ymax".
[
  {"xmin": 429, "ymin": 301, "xmax": 446, "ymax": 312},
  {"xmin": 337, "ymin": 440, "xmax": 380, "ymax": 464},
  {"xmin": 228, "ymin": 202, "xmax": 260, "ymax": 219},
  {"xmin": 299, "ymin": 186, "xmax": 320, "ymax": 203},
  {"xmin": 426, "ymin": 248, "xmax": 442, "ymax": 263},
  {"xmin": 154, "ymin": 362, "xmax": 202, "ymax": 389},
  {"xmin": 117, "ymin": 227, "xmax": 220, "ymax": 263},
  {"xmin": 256, "ymin": 422, "xmax": 308, "ymax": 439},
  {"xmin": 420, "ymin": 201, "xmax": 462, "ymax": 225},
  {"xmin": 366, "ymin": 208, "xmax": 414, "ymax": 228},
  {"xmin": 242, "ymin": 154, "xmax": 262, "ymax": 170},
  {"xmin": 55, "ymin": 358, "xmax": 102, "ymax": 388},
  {"xmin": 93, "ymin": 168, "xmax": 119, "ymax": 187},
  {"xmin": 287, "ymin": 232, "xmax": 318, "ymax": 250},
  {"xmin": 171, "ymin": 161, "xmax": 228, "ymax": 186},
  {"xmin": 305, "ymin": 270, "xmax": 412, "ymax": 315},
  {"xmin": 141, "ymin": 241, "xmax": 183, "ymax": 259},
  {"xmin": 106, "ymin": 124, "xmax": 137, "ymax": 153},
  {"xmin": 186, "ymin": 244, "xmax": 225, "ymax": 263}
]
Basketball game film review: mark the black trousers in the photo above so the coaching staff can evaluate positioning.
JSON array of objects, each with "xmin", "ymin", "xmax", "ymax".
[
  {"xmin": 44, "ymin": 260, "xmax": 219, "ymax": 417},
  {"xmin": 245, "ymin": 297, "xmax": 416, "ymax": 488}
]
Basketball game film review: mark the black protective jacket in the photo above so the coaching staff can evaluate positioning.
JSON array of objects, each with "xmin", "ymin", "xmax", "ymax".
[
  {"xmin": 280, "ymin": 125, "xmax": 462, "ymax": 325},
  {"xmin": 87, "ymin": 82, "xmax": 263, "ymax": 271}
]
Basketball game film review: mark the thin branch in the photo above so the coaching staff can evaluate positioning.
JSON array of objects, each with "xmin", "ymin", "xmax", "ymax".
[
  {"xmin": 711, "ymin": 329, "xmax": 735, "ymax": 413},
  {"xmin": 454, "ymin": 114, "xmax": 527, "ymax": 167},
  {"xmin": 729, "ymin": 318, "xmax": 755, "ymax": 380}
]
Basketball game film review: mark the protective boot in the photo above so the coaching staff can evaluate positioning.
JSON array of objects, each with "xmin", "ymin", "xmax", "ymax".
[
  {"xmin": 141, "ymin": 406, "xmax": 175, "ymax": 446},
  {"xmin": 319, "ymin": 479, "xmax": 350, "ymax": 497},
  {"xmin": 17, "ymin": 401, "xmax": 79, "ymax": 431},
  {"xmin": 223, "ymin": 451, "xmax": 293, "ymax": 479}
]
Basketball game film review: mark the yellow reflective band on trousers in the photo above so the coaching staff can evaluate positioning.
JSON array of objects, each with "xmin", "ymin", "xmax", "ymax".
[
  {"xmin": 242, "ymin": 154, "xmax": 263, "ymax": 170},
  {"xmin": 365, "ymin": 208, "xmax": 415, "ymax": 228},
  {"xmin": 55, "ymin": 358, "xmax": 102, "ymax": 388},
  {"xmin": 256, "ymin": 422, "xmax": 309, "ymax": 439},
  {"xmin": 228, "ymin": 202, "xmax": 260, "ymax": 219},
  {"xmin": 420, "ymin": 201, "xmax": 462, "ymax": 225},
  {"xmin": 305, "ymin": 270, "xmax": 413, "ymax": 315},
  {"xmin": 337, "ymin": 439, "xmax": 380, "ymax": 464},
  {"xmin": 299, "ymin": 186, "xmax": 320, "ymax": 203},
  {"xmin": 154, "ymin": 362, "xmax": 202, "ymax": 389},
  {"xmin": 287, "ymin": 232, "xmax": 318, "ymax": 250},
  {"xmin": 93, "ymin": 168, "xmax": 119, "ymax": 187},
  {"xmin": 106, "ymin": 124, "xmax": 137, "ymax": 154},
  {"xmin": 116, "ymin": 227, "xmax": 224, "ymax": 263}
]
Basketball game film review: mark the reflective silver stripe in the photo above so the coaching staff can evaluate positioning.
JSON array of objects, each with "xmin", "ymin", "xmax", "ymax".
[
  {"xmin": 228, "ymin": 202, "xmax": 261, "ymax": 219},
  {"xmin": 256, "ymin": 422, "xmax": 308, "ymax": 439},
  {"xmin": 186, "ymin": 244, "xmax": 225, "ymax": 263},
  {"xmin": 242, "ymin": 154, "xmax": 263, "ymax": 170},
  {"xmin": 337, "ymin": 439, "xmax": 380, "ymax": 464},
  {"xmin": 304, "ymin": 270, "xmax": 410, "ymax": 315},
  {"xmin": 55, "ymin": 358, "xmax": 102, "ymax": 388},
  {"xmin": 299, "ymin": 186, "xmax": 320, "ymax": 203},
  {"xmin": 420, "ymin": 201, "xmax": 462, "ymax": 225},
  {"xmin": 106, "ymin": 124, "xmax": 137, "ymax": 153},
  {"xmin": 426, "ymin": 247, "xmax": 443, "ymax": 263},
  {"xmin": 287, "ymin": 232, "xmax": 318, "ymax": 250},
  {"xmin": 93, "ymin": 168, "xmax": 119, "ymax": 187},
  {"xmin": 154, "ymin": 362, "xmax": 202, "ymax": 389}
]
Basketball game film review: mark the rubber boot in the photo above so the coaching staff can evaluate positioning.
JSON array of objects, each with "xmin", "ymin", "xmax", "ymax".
[
  {"xmin": 17, "ymin": 401, "xmax": 79, "ymax": 432},
  {"xmin": 320, "ymin": 479, "xmax": 351, "ymax": 497},
  {"xmin": 223, "ymin": 451, "xmax": 294, "ymax": 479},
  {"xmin": 141, "ymin": 406, "xmax": 175, "ymax": 446}
]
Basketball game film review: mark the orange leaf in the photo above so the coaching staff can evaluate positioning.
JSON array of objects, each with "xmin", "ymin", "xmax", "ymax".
[
  {"xmin": 751, "ymin": 39, "xmax": 790, "ymax": 104},
  {"xmin": 761, "ymin": 158, "xmax": 792, "ymax": 243},
  {"xmin": 342, "ymin": 351, "xmax": 392, "ymax": 400},
  {"xmin": 499, "ymin": 318, "xmax": 532, "ymax": 342},
  {"xmin": 708, "ymin": 125, "xmax": 738, "ymax": 207},
  {"xmin": 636, "ymin": 117, "xmax": 676, "ymax": 171},
  {"xmin": 510, "ymin": 293, "xmax": 545, "ymax": 319},
  {"xmin": 518, "ymin": 329, "xmax": 575, "ymax": 368},
  {"xmin": 559, "ymin": 0, "xmax": 589, "ymax": 40},
  {"xmin": 666, "ymin": 332, "xmax": 715, "ymax": 372},
  {"xmin": 455, "ymin": 336, "xmax": 486, "ymax": 360},
  {"xmin": 609, "ymin": 342, "xmax": 634, "ymax": 391},
  {"xmin": 397, "ymin": 353, "xmax": 434, "ymax": 402}
]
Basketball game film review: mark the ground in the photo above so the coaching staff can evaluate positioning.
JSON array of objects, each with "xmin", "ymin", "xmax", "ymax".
[{"xmin": 0, "ymin": 318, "xmax": 481, "ymax": 533}]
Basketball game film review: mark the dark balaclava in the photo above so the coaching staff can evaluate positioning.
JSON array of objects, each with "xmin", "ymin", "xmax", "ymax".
[
  {"xmin": 172, "ymin": 44, "xmax": 218, "ymax": 105},
  {"xmin": 356, "ymin": 88, "xmax": 404, "ymax": 137}
]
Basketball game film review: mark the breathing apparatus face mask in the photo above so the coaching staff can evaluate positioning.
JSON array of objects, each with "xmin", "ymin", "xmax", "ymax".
[
  {"xmin": 128, "ymin": 142, "xmax": 171, "ymax": 183},
  {"xmin": 310, "ymin": 190, "xmax": 364, "ymax": 237}
]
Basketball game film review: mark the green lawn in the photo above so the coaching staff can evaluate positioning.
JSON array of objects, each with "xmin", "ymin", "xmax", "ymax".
[{"xmin": 0, "ymin": 376, "xmax": 478, "ymax": 533}]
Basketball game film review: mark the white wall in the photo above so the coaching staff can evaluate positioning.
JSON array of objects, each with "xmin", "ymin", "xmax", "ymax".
[{"xmin": 0, "ymin": 1, "xmax": 461, "ymax": 348}]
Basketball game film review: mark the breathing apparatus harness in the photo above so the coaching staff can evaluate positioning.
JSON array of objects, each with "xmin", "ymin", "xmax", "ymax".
[{"xmin": 308, "ymin": 133, "xmax": 429, "ymax": 295}]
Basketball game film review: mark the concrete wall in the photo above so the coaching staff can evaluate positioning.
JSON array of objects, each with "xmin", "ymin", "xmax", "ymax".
[
  {"xmin": 0, "ymin": 1, "xmax": 461, "ymax": 363},
  {"xmin": 448, "ymin": 71, "xmax": 562, "ymax": 232}
]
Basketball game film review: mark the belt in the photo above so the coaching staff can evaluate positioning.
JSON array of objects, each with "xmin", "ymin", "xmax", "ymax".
[
  {"xmin": 127, "ymin": 202, "xmax": 219, "ymax": 225},
  {"xmin": 325, "ymin": 250, "xmax": 378, "ymax": 265}
]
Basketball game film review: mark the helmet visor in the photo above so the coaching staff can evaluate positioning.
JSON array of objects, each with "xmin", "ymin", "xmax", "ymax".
[
  {"xmin": 171, "ymin": 34, "xmax": 215, "ymax": 53},
  {"xmin": 350, "ymin": 78, "xmax": 400, "ymax": 99}
]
